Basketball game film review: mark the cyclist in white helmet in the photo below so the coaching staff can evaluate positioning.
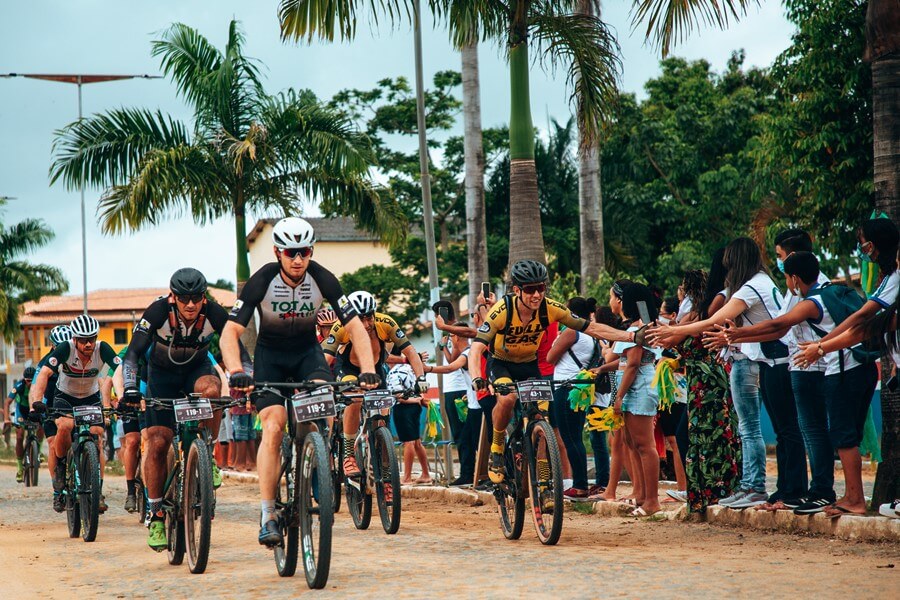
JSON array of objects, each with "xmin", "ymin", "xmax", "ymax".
[
  {"xmin": 220, "ymin": 216, "xmax": 380, "ymax": 547},
  {"xmin": 30, "ymin": 315, "xmax": 120, "ymax": 513}
]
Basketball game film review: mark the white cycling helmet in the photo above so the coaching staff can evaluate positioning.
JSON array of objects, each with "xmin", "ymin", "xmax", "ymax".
[
  {"xmin": 348, "ymin": 291, "xmax": 377, "ymax": 316},
  {"xmin": 70, "ymin": 314, "xmax": 100, "ymax": 338},
  {"xmin": 49, "ymin": 325, "xmax": 74, "ymax": 345},
  {"xmin": 386, "ymin": 364, "xmax": 416, "ymax": 394},
  {"xmin": 272, "ymin": 217, "xmax": 316, "ymax": 249}
]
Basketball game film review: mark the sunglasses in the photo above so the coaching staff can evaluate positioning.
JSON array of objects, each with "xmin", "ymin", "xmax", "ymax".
[
  {"xmin": 75, "ymin": 335, "xmax": 97, "ymax": 343},
  {"xmin": 521, "ymin": 283, "xmax": 547, "ymax": 295},
  {"xmin": 281, "ymin": 246, "xmax": 313, "ymax": 260},
  {"xmin": 176, "ymin": 294, "xmax": 205, "ymax": 305}
]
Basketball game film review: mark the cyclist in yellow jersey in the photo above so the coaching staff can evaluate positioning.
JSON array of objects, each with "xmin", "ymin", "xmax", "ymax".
[
  {"xmin": 468, "ymin": 260, "xmax": 638, "ymax": 484},
  {"xmin": 322, "ymin": 291, "xmax": 428, "ymax": 477}
]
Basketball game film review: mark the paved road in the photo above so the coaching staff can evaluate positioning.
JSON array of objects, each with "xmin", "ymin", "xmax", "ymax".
[{"xmin": 0, "ymin": 465, "xmax": 895, "ymax": 598}]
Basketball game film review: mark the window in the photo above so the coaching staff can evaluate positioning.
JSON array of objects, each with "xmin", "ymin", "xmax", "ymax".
[{"xmin": 114, "ymin": 328, "xmax": 128, "ymax": 345}]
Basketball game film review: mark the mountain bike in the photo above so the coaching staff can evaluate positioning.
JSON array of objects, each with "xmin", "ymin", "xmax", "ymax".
[
  {"xmin": 492, "ymin": 378, "xmax": 570, "ymax": 545},
  {"xmin": 144, "ymin": 395, "xmax": 234, "ymax": 574},
  {"xmin": 340, "ymin": 388, "xmax": 402, "ymax": 535},
  {"xmin": 50, "ymin": 400, "xmax": 105, "ymax": 543},
  {"xmin": 327, "ymin": 397, "xmax": 345, "ymax": 514},
  {"xmin": 21, "ymin": 416, "xmax": 42, "ymax": 487},
  {"xmin": 250, "ymin": 381, "xmax": 345, "ymax": 589}
]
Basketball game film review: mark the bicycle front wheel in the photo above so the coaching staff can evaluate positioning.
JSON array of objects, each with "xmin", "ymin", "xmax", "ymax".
[
  {"xmin": 184, "ymin": 440, "xmax": 214, "ymax": 574},
  {"xmin": 24, "ymin": 437, "xmax": 40, "ymax": 487},
  {"xmin": 65, "ymin": 449, "xmax": 80, "ymax": 539},
  {"xmin": 525, "ymin": 419, "xmax": 564, "ymax": 545},
  {"xmin": 373, "ymin": 426, "xmax": 401, "ymax": 534},
  {"xmin": 79, "ymin": 442, "xmax": 101, "ymax": 542},
  {"xmin": 330, "ymin": 432, "xmax": 343, "ymax": 514},
  {"xmin": 346, "ymin": 441, "xmax": 372, "ymax": 530},
  {"xmin": 299, "ymin": 432, "xmax": 333, "ymax": 589}
]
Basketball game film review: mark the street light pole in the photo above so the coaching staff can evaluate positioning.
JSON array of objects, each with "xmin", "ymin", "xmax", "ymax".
[{"xmin": 2, "ymin": 73, "xmax": 161, "ymax": 313}]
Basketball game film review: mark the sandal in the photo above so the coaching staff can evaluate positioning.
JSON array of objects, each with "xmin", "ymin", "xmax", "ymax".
[
  {"xmin": 620, "ymin": 497, "xmax": 638, "ymax": 506},
  {"xmin": 824, "ymin": 505, "xmax": 863, "ymax": 519},
  {"xmin": 414, "ymin": 476, "xmax": 433, "ymax": 485}
]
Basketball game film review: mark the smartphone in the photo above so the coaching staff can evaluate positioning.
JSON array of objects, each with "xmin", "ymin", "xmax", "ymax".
[
  {"xmin": 481, "ymin": 282, "xmax": 491, "ymax": 298},
  {"xmin": 438, "ymin": 306, "xmax": 449, "ymax": 321},
  {"xmin": 636, "ymin": 300, "xmax": 652, "ymax": 326}
]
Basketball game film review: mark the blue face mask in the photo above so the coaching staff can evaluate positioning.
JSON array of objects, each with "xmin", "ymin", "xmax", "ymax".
[
  {"xmin": 857, "ymin": 242, "xmax": 873, "ymax": 263},
  {"xmin": 776, "ymin": 258, "xmax": 785, "ymax": 273}
]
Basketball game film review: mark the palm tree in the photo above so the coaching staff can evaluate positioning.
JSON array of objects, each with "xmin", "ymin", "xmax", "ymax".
[
  {"xmin": 50, "ymin": 20, "xmax": 404, "ymax": 293},
  {"xmin": 461, "ymin": 40, "xmax": 489, "ymax": 305},
  {"xmin": 279, "ymin": 0, "xmax": 621, "ymax": 268},
  {"xmin": 0, "ymin": 198, "xmax": 68, "ymax": 342}
]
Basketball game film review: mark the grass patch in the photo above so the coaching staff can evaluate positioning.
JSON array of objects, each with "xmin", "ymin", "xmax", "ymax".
[
  {"xmin": 105, "ymin": 460, "xmax": 125, "ymax": 476},
  {"xmin": 570, "ymin": 501, "xmax": 596, "ymax": 515}
]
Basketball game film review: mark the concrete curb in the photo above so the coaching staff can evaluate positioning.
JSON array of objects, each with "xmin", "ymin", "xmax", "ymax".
[{"xmin": 218, "ymin": 470, "xmax": 900, "ymax": 542}]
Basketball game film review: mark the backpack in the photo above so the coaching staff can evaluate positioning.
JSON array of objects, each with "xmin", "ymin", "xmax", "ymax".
[
  {"xmin": 805, "ymin": 283, "xmax": 880, "ymax": 366},
  {"xmin": 565, "ymin": 333, "xmax": 611, "ymax": 394}
]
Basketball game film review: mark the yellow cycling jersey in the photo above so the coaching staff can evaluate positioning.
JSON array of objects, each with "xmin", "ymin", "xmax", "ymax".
[
  {"xmin": 321, "ymin": 312, "xmax": 411, "ymax": 356},
  {"xmin": 474, "ymin": 295, "xmax": 589, "ymax": 363}
]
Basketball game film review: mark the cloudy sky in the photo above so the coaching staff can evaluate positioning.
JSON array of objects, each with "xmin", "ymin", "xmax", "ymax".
[{"xmin": 1, "ymin": 1, "xmax": 794, "ymax": 296}]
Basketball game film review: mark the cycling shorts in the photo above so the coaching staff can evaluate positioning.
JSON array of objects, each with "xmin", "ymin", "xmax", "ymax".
[
  {"xmin": 487, "ymin": 357, "xmax": 541, "ymax": 388},
  {"xmin": 145, "ymin": 359, "xmax": 216, "ymax": 430},
  {"xmin": 252, "ymin": 343, "xmax": 332, "ymax": 413}
]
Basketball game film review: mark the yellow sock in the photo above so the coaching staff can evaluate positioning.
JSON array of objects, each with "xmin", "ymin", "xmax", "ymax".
[
  {"xmin": 537, "ymin": 459, "xmax": 551, "ymax": 484},
  {"xmin": 491, "ymin": 428, "xmax": 506, "ymax": 454}
]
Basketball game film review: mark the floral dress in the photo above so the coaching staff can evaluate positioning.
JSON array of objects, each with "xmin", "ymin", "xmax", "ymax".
[{"xmin": 678, "ymin": 335, "xmax": 742, "ymax": 512}]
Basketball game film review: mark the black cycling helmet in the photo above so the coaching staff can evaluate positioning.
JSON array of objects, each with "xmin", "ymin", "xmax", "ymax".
[
  {"xmin": 510, "ymin": 260, "xmax": 548, "ymax": 286},
  {"xmin": 169, "ymin": 267, "xmax": 208, "ymax": 296},
  {"xmin": 23, "ymin": 366, "xmax": 36, "ymax": 380}
]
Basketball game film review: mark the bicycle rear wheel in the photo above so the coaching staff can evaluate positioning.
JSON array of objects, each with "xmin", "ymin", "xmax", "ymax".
[
  {"xmin": 373, "ymin": 426, "xmax": 401, "ymax": 534},
  {"xmin": 346, "ymin": 441, "xmax": 372, "ymax": 530},
  {"xmin": 79, "ymin": 442, "xmax": 101, "ymax": 542},
  {"xmin": 496, "ymin": 437, "xmax": 525, "ymax": 540},
  {"xmin": 299, "ymin": 432, "xmax": 333, "ymax": 589},
  {"xmin": 274, "ymin": 439, "xmax": 299, "ymax": 578},
  {"xmin": 184, "ymin": 440, "xmax": 214, "ymax": 574},
  {"xmin": 24, "ymin": 437, "xmax": 39, "ymax": 487},
  {"xmin": 65, "ymin": 450, "xmax": 80, "ymax": 539},
  {"xmin": 526, "ymin": 419, "xmax": 564, "ymax": 545}
]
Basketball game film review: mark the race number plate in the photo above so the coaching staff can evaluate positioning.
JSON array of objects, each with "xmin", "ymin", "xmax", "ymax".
[
  {"xmin": 173, "ymin": 397, "xmax": 213, "ymax": 423},
  {"xmin": 73, "ymin": 404, "xmax": 103, "ymax": 426},
  {"xmin": 516, "ymin": 379, "xmax": 554, "ymax": 403},
  {"xmin": 291, "ymin": 387, "xmax": 336, "ymax": 422},
  {"xmin": 363, "ymin": 389, "xmax": 395, "ymax": 412}
]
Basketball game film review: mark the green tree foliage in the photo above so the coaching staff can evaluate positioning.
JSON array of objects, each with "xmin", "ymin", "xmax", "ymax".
[
  {"xmin": 339, "ymin": 265, "xmax": 423, "ymax": 326},
  {"xmin": 209, "ymin": 279, "xmax": 234, "ymax": 291},
  {"xmin": 751, "ymin": 0, "xmax": 872, "ymax": 259},
  {"xmin": 0, "ymin": 199, "xmax": 69, "ymax": 342}
]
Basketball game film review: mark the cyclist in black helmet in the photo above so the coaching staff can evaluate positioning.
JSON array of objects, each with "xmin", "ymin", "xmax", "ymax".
[
  {"xmin": 468, "ymin": 260, "xmax": 638, "ymax": 488},
  {"xmin": 6, "ymin": 366, "xmax": 37, "ymax": 483},
  {"xmin": 121, "ymin": 267, "xmax": 250, "ymax": 551}
]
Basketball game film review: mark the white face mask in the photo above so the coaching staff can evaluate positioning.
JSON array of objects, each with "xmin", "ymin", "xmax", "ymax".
[{"xmin": 658, "ymin": 316, "xmax": 671, "ymax": 325}]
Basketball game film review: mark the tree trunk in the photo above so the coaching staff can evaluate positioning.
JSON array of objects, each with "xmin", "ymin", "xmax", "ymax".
[
  {"xmin": 576, "ymin": 0, "xmax": 604, "ymax": 291},
  {"xmin": 507, "ymin": 35, "xmax": 546, "ymax": 268},
  {"xmin": 233, "ymin": 200, "xmax": 258, "ymax": 355},
  {"xmin": 461, "ymin": 41, "xmax": 490, "ymax": 308},
  {"xmin": 870, "ymin": 48, "xmax": 900, "ymax": 507}
]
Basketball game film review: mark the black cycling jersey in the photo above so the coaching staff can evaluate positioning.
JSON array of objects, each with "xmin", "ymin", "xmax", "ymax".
[
  {"xmin": 123, "ymin": 295, "xmax": 249, "ymax": 390},
  {"xmin": 229, "ymin": 261, "xmax": 357, "ymax": 348}
]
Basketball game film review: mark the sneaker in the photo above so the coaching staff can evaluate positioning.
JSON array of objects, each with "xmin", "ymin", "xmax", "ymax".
[
  {"xmin": 449, "ymin": 477, "xmax": 472, "ymax": 488},
  {"xmin": 211, "ymin": 461, "xmax": 222, "ymax": 489},
  {"xmin": 878, "ymin": 500, "xmax": 900, "ymax": 519},
  {"xmin": 98, "ymin": 495, "xmax": 108, "ymax": 513},
  {"xmin": 474, "ymin": 480, "xmax": 493, "ymax": 492},
  {"xmin": 124, "ymin": 494, "xmax": 138, "ymax": 513},
  {"xmin": 52, "ymin": 492, "xmax": 65, "ymax": 513},
  {"xmin": 794, "ymin": 497, "xmax": 834, "ymax": 515},
  {"xmin": 147, "ymin": 521, "xmax": 167, "ymax": 551},
  {"xmin": 258, "ymin": 519, "xmax": 283, "ymax": 547},
  {"xmin": 563, "ymin": 487, "xmax": 589, "ymax": 500},
  {"xmin": 488, "ymin": 452, "xmax": 505, "ymax": 484},
  {"xmin": 15, "ymin": 462, "xmax": 24, "ymax": 483},
  {"xmin": 539, "ymin": 489, "xmax": 555, "ymax": 514},
  {"xmin": 666, "ymin": 489, "xmax": 688, "ymax": 503},
  {"xmin": 719, "ymin": 489, "xmax": 749, "ymax": 507},
  {"xmin": 343, "ymin": 456, "xmax": 360, "ymax": 478},
  {"xmin": 729, "ymin": 491, "xmax": 769, "ymax": 509},
  {"xmin": 782, "ymin": 496, "xmax": 806, "ymax": 509}
]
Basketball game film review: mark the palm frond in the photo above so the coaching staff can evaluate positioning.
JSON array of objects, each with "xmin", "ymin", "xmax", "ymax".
[
  {"xmin": 152, "ymin": 22, "xmax": 224, "ymax": 111},
  {"xmin": 0, "ymin": 219, "xmax": 55, "ymax": 261},
  {"xmin": 279, "ymin": 0, "xmax": 413, "ymax": 43},
  {"xmin": 428, "ymin": 0, "xmax": 509, "ymax": 47},
  {"xmin": 50, "ymin": 108, "xmax": 190, "ymax": 190},
  {"xmin": 529, "ymin": 11, "xmax": 622, "ymax": 144},
  {"xmin": 631, "ymin": 0, "xmax": 758, "ymax": 57}
]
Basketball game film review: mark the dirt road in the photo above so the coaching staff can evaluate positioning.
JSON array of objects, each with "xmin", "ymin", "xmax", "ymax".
[{"xmin": 0, "ymin": 465, "xmax": 895, "ymax": 598}]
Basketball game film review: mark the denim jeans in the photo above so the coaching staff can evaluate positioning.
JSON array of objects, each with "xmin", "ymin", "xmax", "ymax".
[
  {"xmin": 729, "ymin": 358, "xmax": 766, "ymax": 492},
  {"xmin": 553, "ymin": 386, "xmax": 589, "ymax": 490},
  {"xmin": 790, "ymin": 370, "xmax": 834, "ymax": 501},
  {"xmin": 760, "ymin": 363, "xmax": 808, "ymax": 500},
  {"xmin": 590, "ymin": 429, "xmax": 610, "ymax": 487}
]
